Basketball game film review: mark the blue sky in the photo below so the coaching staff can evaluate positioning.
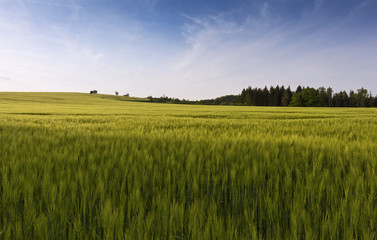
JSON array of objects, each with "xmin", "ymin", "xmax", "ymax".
[{"xmin": 0, "ymin": 0, "xmax": 376, "ymax": 99}]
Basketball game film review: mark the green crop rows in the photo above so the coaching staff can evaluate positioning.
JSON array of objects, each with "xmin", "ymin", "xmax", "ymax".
[{"xmin": 0, "ymin": 92, "xmax": 377, "ymax": 239}]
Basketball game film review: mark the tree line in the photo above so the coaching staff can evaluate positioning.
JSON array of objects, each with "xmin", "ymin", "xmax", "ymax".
[
  {"xmin": 237, "ymin": 86, "xmax": 377, "ymax": 107},
  {"xmin": 147, "ymin": 85, "xmax": 377, "ymax": 107},
  {"xmin": 91, "ymin": 86, "xmax": 376, "ymax": 107}
]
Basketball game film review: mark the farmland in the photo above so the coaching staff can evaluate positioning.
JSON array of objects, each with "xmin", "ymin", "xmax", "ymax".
[{"xmin": 0, "ymin": 92, "xmax": 377, "ymax": 239}]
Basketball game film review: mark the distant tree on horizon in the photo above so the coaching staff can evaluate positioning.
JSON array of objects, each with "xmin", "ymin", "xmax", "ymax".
[
  {"xmin": 357, "ymin": 88, "xmax": 368, "ymax": 107},
  {"xmin": 289, "ymin": 87, "xmax": 321, "ymax": 107},
  {"xmin": 281, "ymin": 87, "xmax": 292, "ymax": 106}
]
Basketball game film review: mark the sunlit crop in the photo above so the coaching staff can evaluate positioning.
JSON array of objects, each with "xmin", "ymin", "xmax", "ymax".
[{"xmin": 0, "ymin": 92, "xmax": 377, "ymax": 239}]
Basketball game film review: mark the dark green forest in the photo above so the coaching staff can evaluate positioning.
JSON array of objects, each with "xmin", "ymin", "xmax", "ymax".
[{"xmin": 148, "ymin": 86, "xmax": 377, "ymax": 107}]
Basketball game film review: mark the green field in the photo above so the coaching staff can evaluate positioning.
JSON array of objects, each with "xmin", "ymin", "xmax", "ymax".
[{"xmin": 1, "ymin": 92, "xmax": 377, "ymax": 239}]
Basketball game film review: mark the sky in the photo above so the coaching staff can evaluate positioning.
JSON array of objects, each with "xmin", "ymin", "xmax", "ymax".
[{"xmin": 0, "ymin": 0, "xmax": 376, "ymax": 99}]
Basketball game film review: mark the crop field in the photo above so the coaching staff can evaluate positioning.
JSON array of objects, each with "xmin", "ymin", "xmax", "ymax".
[{"xmin": 0, "ymin": 92, "xmax": 377, "ymax": 239}]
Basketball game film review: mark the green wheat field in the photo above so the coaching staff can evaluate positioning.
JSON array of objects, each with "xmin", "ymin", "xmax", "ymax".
[{"xmin": 1, "ymin": 92, "xmax": 377, "ymax": 239}]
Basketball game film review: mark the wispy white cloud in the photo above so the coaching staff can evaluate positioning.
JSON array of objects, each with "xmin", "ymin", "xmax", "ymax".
[
  {"xmin": 260, "ymin": 2, "xmax": 269, "ymax": 18},
  {"xmin": 313, "ymin": 0, "xmax": 325, "ymax": 14},
  {"xmin": 141, "ymin": 0, "xmax": 159, "ymax": 11},
  {"xmin": 163, "ymin": 2, "xmax": 377, "ymax": 99}
]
